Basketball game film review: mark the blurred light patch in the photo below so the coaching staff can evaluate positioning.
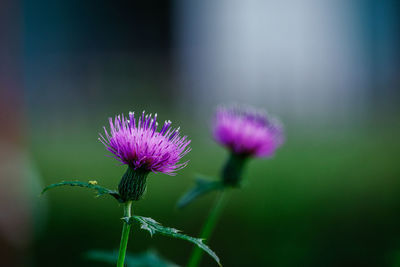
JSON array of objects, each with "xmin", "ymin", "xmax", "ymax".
[{"xmin": 175, "ymin": 0, "xmax": 400, "ymax": 121}]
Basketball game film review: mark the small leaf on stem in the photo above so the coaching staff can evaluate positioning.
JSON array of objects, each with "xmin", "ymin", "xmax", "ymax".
[
  {"xmin": 177, "ymin": 176, "xmax": 223, "ymax": 209},
  {"xmin": 124, "ymin": 216, "xmax": 221, "ymax": 266},
  {"xmin": 41, "ymin": 181, "xmax": 122, "ymax": 202}
]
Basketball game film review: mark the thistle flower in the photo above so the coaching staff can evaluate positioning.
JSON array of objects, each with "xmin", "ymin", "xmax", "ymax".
[
  {"xmin": 213, "ymin": 106, "xmax": 284, "ymax": 158},
  {"xmin": 42, "ymin": 111, "xmax": 221, "ymax": 267},
  {"xmin": 213, "ymin": 106, "xmax": 284, "ymax": 186},
  {"xmin": 99, "ymin": 111, "xmax": 191, "ymax": 201}
]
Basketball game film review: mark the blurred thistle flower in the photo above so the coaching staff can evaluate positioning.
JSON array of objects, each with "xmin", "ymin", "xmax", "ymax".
[
  {"xmin": 213, "ymin": 106, "xmax": 284, "ymax": 186},
  {"xmin": 213, "ymin": 106, "xmax": 284, "ymax": 157},
  {"xmin": 99, "ymin": 111, "xmax": 191, "ymax": 201}
]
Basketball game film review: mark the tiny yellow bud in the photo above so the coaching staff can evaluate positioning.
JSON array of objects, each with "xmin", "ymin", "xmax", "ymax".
[{"xmin": 88, "ymin": 180, "xmax": 98, "ymax": 185}]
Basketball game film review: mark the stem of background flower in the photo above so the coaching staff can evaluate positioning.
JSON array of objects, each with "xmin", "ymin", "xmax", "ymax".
[
  {"xmin": 187, "ymin": 190, "xmax": 228, "ymax": 267},
  {"xmin": 116, "ymin": 201, "xmax": 132, "ymax": 267}
]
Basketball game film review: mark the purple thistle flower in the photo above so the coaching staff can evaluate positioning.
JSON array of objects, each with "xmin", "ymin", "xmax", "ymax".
[
  {"xmin": 213, "ymin": 106, "xmax": 284, "ymax": 158},
  {"xmin": 99, "ymin": 111, "xmax": 191, "ymax": 175}
]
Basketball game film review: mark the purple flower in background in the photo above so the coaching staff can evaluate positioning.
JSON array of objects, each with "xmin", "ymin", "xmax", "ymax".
[
  {"xmin": 99, "ymin": 111, "xmax": 191, "ymax": 175},
  {"xmin": 213, "ymin": 106, "xmax": 284, "ymax": 158}
]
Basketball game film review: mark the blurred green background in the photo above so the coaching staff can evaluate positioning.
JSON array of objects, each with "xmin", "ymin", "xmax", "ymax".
[
  {"xmin": 1, "ymin": 1, "xmax": 400, "ymax": 266},
  {"xmin": 30, "ymin": 115, "xmax": 400, "ymax": 267}
]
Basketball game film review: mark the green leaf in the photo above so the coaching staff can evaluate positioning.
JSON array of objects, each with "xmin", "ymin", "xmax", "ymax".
[
  {"xmin": 41, "ymin": 181, "xmax": 122, "ymax": 202},
  {"xmin": 124, "ymin": 216, "xmax": 221, "ymax": 266},
  {"xmin": 177, "ymin": 176, "xmax": 223, "ymax": 208},
  {"xmin": 86, "ymin": 249, "xmax": 179, "ymax": 267}
]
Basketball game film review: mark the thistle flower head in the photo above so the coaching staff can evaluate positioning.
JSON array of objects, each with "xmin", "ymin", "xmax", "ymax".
[
  {"xmin": 99, "ymin": 111, "xmax": 191, "ymax": 175},
  {"xmin": 213, "ymin": 106, "xmax": 284, "ymax": 158}
]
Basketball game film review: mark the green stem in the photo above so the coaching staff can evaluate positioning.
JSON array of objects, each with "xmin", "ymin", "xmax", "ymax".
[
  {"xmin": 187, "ymin": 191, "xmax": 228, "ymax": 267},
  {"xmin": 117, "ymin": 201, "xmax": 132, "ymax": 267}
]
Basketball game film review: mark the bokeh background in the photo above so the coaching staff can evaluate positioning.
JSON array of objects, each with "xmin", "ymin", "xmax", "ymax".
[{"xmin": 1, "ymin": 0, "xmax": 400, "ymax": 266}]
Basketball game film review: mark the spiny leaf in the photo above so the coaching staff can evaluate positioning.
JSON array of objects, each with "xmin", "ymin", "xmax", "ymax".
[
  {"xmin": 86, "ymin": 249, "xmax": 179, "ymax": 267},
  {"xmin": 124, "ymin": 216, "xmax": 221, "ymax": 266},
  {"xmin": 41, "ymin": 181, "xmax": 122, "ymax": 202},
  {"xmin": 177, "ymin": 176, "xmax": 223, "ymax": 208}
]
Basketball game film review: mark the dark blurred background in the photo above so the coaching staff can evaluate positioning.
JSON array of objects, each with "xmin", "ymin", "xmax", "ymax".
[{"xmin": 1, "ymin": 0, "xmax": 400, "ymax": 266}]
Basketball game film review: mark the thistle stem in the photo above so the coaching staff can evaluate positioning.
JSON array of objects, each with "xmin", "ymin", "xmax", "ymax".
[
  {"xmin": 187, "ymin": 191, "xmax": 228, "ymax": 267},
  {"xmin": 117, "ymin": 201, "xmax": 132, "ymax": 267}
]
